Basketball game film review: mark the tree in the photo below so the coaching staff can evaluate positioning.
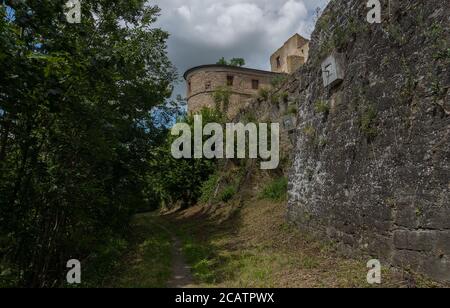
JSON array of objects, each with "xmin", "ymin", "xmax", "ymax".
[
  {"xmin": 0, "ymin": 1, "xmax": 176, "ymax": 287},
  {"xmin": 216, "ymin": 57, "xmax": 246, "ymax": 67},
  {"xmin": 229, "ymin": 58, "xmax": 246, "ymax": 67},
  {"xmin": 148, "ymin": 108, "xmax": 224, "ymax": 210},
  {"xmin": 217, "ymin": 57, "xmax": 228, "ymax": 65}
]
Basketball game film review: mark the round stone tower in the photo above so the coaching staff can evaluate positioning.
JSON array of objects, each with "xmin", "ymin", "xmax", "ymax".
[{"xmin": 184, "ymin": 65, "xmax": 282, "ymax": 118}]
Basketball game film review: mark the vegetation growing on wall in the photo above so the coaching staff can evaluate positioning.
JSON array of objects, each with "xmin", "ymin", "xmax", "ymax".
[
  {"xmin": 216, "ymin": 57, "xmax": 246, "ymax": 67},
  {"xmin": 212, "ymin": 86, "xmax": 232, "ymax": 115}
]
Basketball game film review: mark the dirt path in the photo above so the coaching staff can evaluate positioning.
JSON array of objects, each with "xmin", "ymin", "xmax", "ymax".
[
  {"xmin": 166, "ymin": 235, "xmax": 194, "ymax": 288},
  {"xmin": 153, "ymin": 220, "xmax": 194, "ymax": 288}
]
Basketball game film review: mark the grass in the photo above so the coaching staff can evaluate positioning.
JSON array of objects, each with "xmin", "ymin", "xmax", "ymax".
[
  {"xmin": 260, "ymin": 177, "xmax": 288, "ymax": 201},
  {"xmin": 105, "ymin": 214, "xmax": 172, "ymax": 288},
  {"xmin": 160, "ymin": 192, "xmax": 449, "ymax": 288},
  {"xmin": 220, "ymin": 185, "xmax": 237, "ymax": 202}
]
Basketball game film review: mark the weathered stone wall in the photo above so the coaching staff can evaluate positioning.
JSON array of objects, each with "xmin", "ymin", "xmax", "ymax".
[
  {"xmin": 271, "ymin": 34, "xmax": 310, "ymax": 74},
  {"xmin": 286, "ymin": 0, "xmax": 449, "ymax": 281},
  {"xmin": 185, "ymin": 66, "xmax": 280, "ymax": 118}
]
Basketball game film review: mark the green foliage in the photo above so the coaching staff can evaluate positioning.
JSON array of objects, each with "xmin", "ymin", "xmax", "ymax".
[
  {"xmin": 199, "ymin": 173, "xmax": 220, "ymax": 205},
  {"xmin": 260, "ymin": 177, "xmax": 288, "ymax": 202},
  {"xmin": 212, "ymin": 86, "xmax": 232, "ymax": 114},
  {"xmin": 314, "ymin": 100, "xmax": 330, "ymax": 114},
  {"xmin": 217, "ymin": 57, "xmax": 228, "ymax": 65},
  {"xmin": 220, "ymin": 186, "xmax": 237, "ymax": 203},
  {"xmin": 258, "ymin": 88, "xmax": 270, "ymax": 101},
  {"xmin": 229, "ymin": 58, "xmax": 246, "ymax": 67},
  {"xmin": 106, "ymin": 215, "xmax": 172, "ymax": 288},
  {"xmin": 216, "ymin": 57, "xmax": 246, "ymax": 67},
  {"xmin": 360, "ymin": 105, "xmax": 378, "ymax": 141},
  {"xmin": 303, "ymin": 125, "xmax": 316, "ymax": 138},
  {"xmin": 315, "ymin": 15, "xmax": 368, "ymax": 63},
  {"xmin": 148, "ymin": 108, "xmax": 224, "ymax": 210},
  {"xmin": 0, "ymin": 1, "xmax": 177, "ymax": 287},
  {"xmin": 271, "ymin": 75, "xmax": 287, "ymax": 88},
  {"xmin": 270, "ymin": 93, "xmax": 281, "ymax": 105}
]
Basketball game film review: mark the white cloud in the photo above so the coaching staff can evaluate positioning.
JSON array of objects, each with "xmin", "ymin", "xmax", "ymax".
[
  {"xmin": 162, "ymin": 0, "xmax": 314, "ymax": 49},
  {"xmin": 152, "ymin": 0, "xmax": 330, "ymax": 96},
  {"xmin": 177, "ymin": 5, "xmax": 192, "ymax": 21}
]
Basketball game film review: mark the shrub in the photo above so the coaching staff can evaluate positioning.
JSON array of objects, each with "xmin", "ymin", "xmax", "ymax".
[
  {"xmin": 258, "ymin": 88, "xmax": 270, "ymax": 101},
  {"xmin": 260, "ymin": 177, "xmax": 288, "ymax": 201},
  {"xmin": 271, "ymin": 75, "xmax": 287, "ymax": 88},
  {"xmin": 270, "ymin": 93, "xmax": 280, "ymax": 105},
  {"xmin": 220, "ymin": 186, "xmax": 236, "ymax": 203},
  {"xmin": 314, "ymin": 100, "xmax": 330, "ymax": 114}
]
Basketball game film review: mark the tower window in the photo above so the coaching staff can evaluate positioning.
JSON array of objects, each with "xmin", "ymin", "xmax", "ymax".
[
  {"xmin": 205, "ymin": 81, "xmax": 211, "ymax": 90},
  {"xmin": 252, "ymin": 79, "xmax": 259, "ymax": 90},
  {"xmin": 188, "ymin": 81, "xmax": 192, "ymax": 94},
  {"xmin": 227, "ymin": 75, "xmax": 234, "ymax": 86}
]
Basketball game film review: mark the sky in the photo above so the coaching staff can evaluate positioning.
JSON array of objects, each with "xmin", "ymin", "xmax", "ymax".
[{"xmin": 152, "ymin": 0, "xmax": 330, "ymax": 99}]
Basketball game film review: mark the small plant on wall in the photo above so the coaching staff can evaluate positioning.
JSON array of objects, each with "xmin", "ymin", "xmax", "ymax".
[
  {"xmin": 212, "ymin": 86, "xmax": 232, "ymax": 114},
  {"xmin": 359, "ymin": 105, "xmax": 378, "ymax": 142},
  {"xmin": 258, "ymin": 88, "xmax": 270, "ymax": 101},
  {"xmin": 314, "ymin": 100, "xmax": 330, "ymax": 115}
]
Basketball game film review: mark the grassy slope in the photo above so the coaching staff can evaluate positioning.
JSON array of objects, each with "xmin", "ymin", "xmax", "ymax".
[
  {"xmin": 162, "ymin": 195, "xmax": 444, "ymax": 288},
  {"xmin": 93, "ymin": 172, "xmax": 445, "ymax": 288}
]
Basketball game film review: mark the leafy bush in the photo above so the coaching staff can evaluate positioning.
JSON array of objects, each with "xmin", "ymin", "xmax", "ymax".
[
  {"xmin": 271, "ymin": 75, "xmax": 287, "ymax": 88},
  {"xmin": 260, "ymin": 177, "xmax": 288, "ymax": 201},
  {"xmin": 220, "ymin": 186, "xmax": 237, "ymax": 203},
  {"xmin": 258, "ymin": 88, "xmax": 270, "ymax": 101}
]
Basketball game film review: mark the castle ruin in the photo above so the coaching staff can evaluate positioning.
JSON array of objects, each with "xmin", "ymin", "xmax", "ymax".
[{"xmin": 184, "ymin": 34, "xmax": 310, "ymax": 118}]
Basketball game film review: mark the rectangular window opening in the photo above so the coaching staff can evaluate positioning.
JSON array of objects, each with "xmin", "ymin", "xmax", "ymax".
[
  {"xmin": 227, "ymin": 75, "xmax": 234, "ymax": 86},
  {"xmin": 276, "ymin": 56, "xmax": 281, "ymax": 69},
  {"xmin": 252, "ymin": 79, "xmax": 259, "ymax": 90}
]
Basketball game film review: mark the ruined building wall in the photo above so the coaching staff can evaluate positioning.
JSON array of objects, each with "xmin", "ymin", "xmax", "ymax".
[
  {"xmin": 286, "ymin": 0, "xmax": 449, "ymax": 281},
  {"xmin": 271, "ymin": 34, "xmax": 310, "ymax": 74}
]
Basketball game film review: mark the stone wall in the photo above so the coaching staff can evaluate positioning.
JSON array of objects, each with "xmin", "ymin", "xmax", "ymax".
[
  {"xmin": 185, "ymin": 65, "xmax": 280, "ymax": 118},
  {"xmin": 270, "ymin": 34, "xmax": 310, "ymax": 74},
  {"xmin": 286, "ymin": 0, "xmax": 449, "ymax": 281}
]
